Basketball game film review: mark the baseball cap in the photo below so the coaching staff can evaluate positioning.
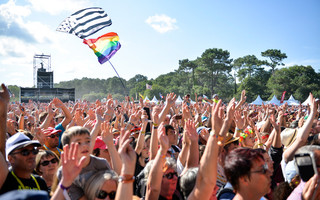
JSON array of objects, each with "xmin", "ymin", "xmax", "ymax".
[
  {"xmin": 93, "ymin": 136, "xmax": 107, "ymax": 150},
  {"xmin": 43, "ymin": 127, "xmax": 62, "ymax": 136},
  {"xmin": 6, "ymin": 132, "xmax": 41, "ymax": 160}
]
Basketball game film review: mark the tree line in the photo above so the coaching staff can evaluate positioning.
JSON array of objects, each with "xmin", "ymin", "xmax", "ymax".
[{"xmin": 8, "ymin": 48, "xmax": 320, "ymax": 103}]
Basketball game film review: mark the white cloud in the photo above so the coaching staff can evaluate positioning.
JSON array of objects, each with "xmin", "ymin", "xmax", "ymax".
[
  {"xmin": 28, "ymin": 0, "xmax": 91, "ymax": 15},
  {"xmin": 145, "ymin": 14, "xmax": 178, "ymax": 33}
]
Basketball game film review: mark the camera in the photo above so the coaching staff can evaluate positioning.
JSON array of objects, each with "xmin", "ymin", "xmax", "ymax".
[{"xmin": 294, "ymin": 152, "xmax": 318, "ymax": 182}]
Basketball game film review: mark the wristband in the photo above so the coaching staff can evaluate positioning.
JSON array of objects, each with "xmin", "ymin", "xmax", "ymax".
[
  {"xmin": 153, "ymin": 126, "xmax": 158, "ymax": 129},
  {"xmin": 118, "ymin": 174, "xmax": 135, "ymax": 183},
  {"xmin": 153, "ymin": 123, "xmax": 158, "ymax": 127},
  {"xmin": 140, "ymin": 131, "xmax": 145, "ymax": 134},
  {"xmin": 128, "ymin": 121, "xmax": 135, "ymax": 126},
  {"xmin": 60, "ymin": 183, "xmax": 71, "ymax": 190}
]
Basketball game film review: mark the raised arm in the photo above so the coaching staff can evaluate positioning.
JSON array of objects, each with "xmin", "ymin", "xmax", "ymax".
[
  {"xmin": 187, "ymin": 100, "xmax": 224, "ymax": 200},
  {"xmin": 145, "ymin": 122, "xmax": 170, "ymax": 200},
  {"xmin": 158, "ymin": 93, "xmax": 176, "ymax": 123},
  {"xmin": 51, "ymin": 143, "xmax": 86, "ymax": 200},
  {"xmin": 284, "ymin": 93, "xmax": 317, "ymax": 163},
  {"xmin": 0, "ymin": 84, "xmax": 10, "ymax": 189},
  {"xmin": 150, "ymin": 106, "xmax": 161, "ymax": 160},
  {"xmin": 53, "ymin": 98, "xmax": 72, "ymax": 129},
  {"xmin": 101, "ymin": 121, "xmax": 122, "ymax": 175},
  {"xmin": 184, "ymin": 119, "xmax": 199, "ymax": 169},
  {"xmin": 115, "ymin": 129, "xmax": 137, "ymax": 200},
  {"xmin": 135, "ymin": 110, "xmax": 148, "ymax": 155},
  {"xmin": 40, "ymin": 102, "xmax": 54, "ymax": 129}
]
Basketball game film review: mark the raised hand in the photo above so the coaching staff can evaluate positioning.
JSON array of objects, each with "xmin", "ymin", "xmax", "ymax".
[
  {"xmin": 101, "ymin": 121, "xmax": 113, "ymax": 146},
  {"xmin": 152, "ymin": 106, "xmax": 161, "ymax": 125},
  {"xmin": 184, "ymin": 119, "xmax": 198, "ymax": 142},
  {"xmin": 234, "ymin": 110, "xmax": 246, "ymax": 130},
  {"xmin": 60, "ymin": 143, "xmax": 86, "ymax": 187},
  {"xmin": 52, "ymin": 98, "xmax": 64, "ymax": 109},
  {"xmin": 212, "ymin": 100, "xmax": 223, "ymax": 134},
  {"xmin": 165, "ymin": 93, "xmax": 177, "ymax": 107},
  {"xmin": 0, "ymin": 84, "xmax": 10, "ymax": 108},
  {"xmin": 158, "ymin": 122, "xmax": 170, "ymax": 151}
]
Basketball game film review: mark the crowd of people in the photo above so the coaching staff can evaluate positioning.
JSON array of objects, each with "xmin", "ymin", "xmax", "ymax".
[{"xmin": 0, "ymin": 83, "xmax": 319, "ymax": 200}]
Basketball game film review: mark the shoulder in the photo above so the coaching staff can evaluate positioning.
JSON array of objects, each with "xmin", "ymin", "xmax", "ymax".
[{"xmin": 88, "ymin": 155, "xmax": 111, "ymax": 170}]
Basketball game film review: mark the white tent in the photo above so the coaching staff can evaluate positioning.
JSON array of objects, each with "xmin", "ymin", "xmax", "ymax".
[
  {"xmin": 302, "ymin": 94, "xmax": 312, "ymax": 106},
  {"xmin": 268, "ymin": 95, "xmax": 281, "ymax": 106},
  {"xmin": 151, "ymin": 96, "xmax": 158, "ymax": 103},
  {"xmin": 143, "ymin": 96, "xmax": 150, "ymax": 102},
  {"xmin": 285, "ymin": 95, "xmax": 300, "ymax": 106},
  {"xmin": 250, "ymin": 95, "xmax": 264, "ymax": 105},
  {"xmin": 175, "ymin": 95, "xmax": 183, "ymax": 104}
]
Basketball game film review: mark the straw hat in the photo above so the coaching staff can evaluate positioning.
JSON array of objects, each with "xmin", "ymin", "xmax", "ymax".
[{"xmin": 281, "ymin": 128, "xmax": 297, "ymax": 149}]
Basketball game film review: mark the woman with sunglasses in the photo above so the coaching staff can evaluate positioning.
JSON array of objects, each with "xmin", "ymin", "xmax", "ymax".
[
  {"xmin": 35, "ymin": 150, "xmax": 60, "ymax": 194},
  {"xmin": 84, "ymin": 170, "xmax": 118, "ymax": 200}
]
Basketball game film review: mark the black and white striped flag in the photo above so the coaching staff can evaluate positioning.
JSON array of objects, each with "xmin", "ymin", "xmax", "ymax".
[{"xmin": 56, "ymin": 7, "xmax": 112, "ymax": 39}]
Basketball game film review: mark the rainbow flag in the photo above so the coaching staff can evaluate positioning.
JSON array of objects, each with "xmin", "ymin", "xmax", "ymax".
[{"xmin": 83, "ymin": 32, "xmax": 121, "ymax": 64}]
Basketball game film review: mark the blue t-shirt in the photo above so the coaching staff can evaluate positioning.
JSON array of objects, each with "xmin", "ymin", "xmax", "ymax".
[{"xmin": 55, "ymin": 123, "xmax": 65, "ymax": 148}]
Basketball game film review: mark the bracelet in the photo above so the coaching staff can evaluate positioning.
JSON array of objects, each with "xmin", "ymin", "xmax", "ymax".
[
  {"xmin": 210, "ymin": 131, "xmax": 218, "ymax": 138},
  {"xmin": 60, "ymin": 183, "xmax": 71, "ymax": 190},
  {"xmin": 153, "ymin": 126, "xmax": 158, "ymax": 129},
  {"xmin": 128, "ymin": 121, "xmax": 135, "ymax": 126},
  {"xmin": 118, "ymin": 174, "xmax": 135, "ymax": 183},
  {"xmin": 140, "ymin": 131, "xmax": 145, "ymax": 134}
]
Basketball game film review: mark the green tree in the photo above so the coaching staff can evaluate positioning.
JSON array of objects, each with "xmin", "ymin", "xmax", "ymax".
[
  {"xmin": 8, "ymin": 85, "xmax": 20, "ymax": 102},
  {"xmin": 197, "ymin": 48, "xmax": 233, "ymax": 96},
  {"xmin": 233, "ymin": 55, "xmax": 262, "ymax": 81},
  {"xmin": 261, "ymin": 49, "xmax": 287, "ymax": 74},
  {"xmin": 178, "ymin": 59, "xmax": 198, "ymax": 91},
  {"xmin": 238, "ymin": 68, "xmax": 272, "ymax": 102},
  {"xmin": 267, "ymin": 65, "xmax": 320, "ymax": 101}
]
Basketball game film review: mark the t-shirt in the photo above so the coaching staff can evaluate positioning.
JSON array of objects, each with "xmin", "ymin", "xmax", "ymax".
[
  {"xmin": 0, "ymin": 171, "xmax": 48, "ymax": 195},
  {"xmin": 216, "ymin": 163, "xmax": 227, "ymax": 189},
  {"xmin": 55, "ymin": 123, "xmax": 65, "ymax": 149},
  {"xmin": 57, "ymin": 155, "xmax": 111, "ymax": 200}
]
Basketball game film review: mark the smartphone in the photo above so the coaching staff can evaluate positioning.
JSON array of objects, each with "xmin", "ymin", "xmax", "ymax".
[
  {"xmin": 143, "ymin": 107, "xmax": 151, "ymax": 120},
  {"xmin": 294, "ymin": 152, "xmax": 318, "ymax": 182}
]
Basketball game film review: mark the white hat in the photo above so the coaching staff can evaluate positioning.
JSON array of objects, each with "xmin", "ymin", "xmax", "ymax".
[{"xmin": 6, "ymin": 132, "xmax": 41, "ymax": 160}]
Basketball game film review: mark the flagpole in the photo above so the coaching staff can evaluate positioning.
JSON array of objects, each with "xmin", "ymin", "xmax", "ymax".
[{"xmin": 107, "ymin": 59, "xmax": 127, "ymax": 91}]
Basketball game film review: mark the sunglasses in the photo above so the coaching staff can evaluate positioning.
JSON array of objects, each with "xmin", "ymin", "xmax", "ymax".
[
  {"xmin": 47, "ymin": 134, "xmax": 59, "ymax": 139},
  {"xmin": 251, "ymin": 163, "xmax": 269, "ymax": 175},
  {"xmin": 40, "ymin": 158, "xmax": 59, "ymax": 166},
  {"xmin": 163, "ymin": 172, "xmax": 178, "ymax": 179},
  {"xmin": 11, "ymin": 148, "xmax": 39, "ymax": 156},
  {"xmin": 96, "ymin": 190, "xmax": 116, "ymax": 199}
]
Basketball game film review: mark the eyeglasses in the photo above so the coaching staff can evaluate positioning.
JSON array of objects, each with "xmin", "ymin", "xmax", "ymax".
[
  {"xmin": 96, "ymin": 190, "xmax": 116, "ymax": 199},
  {"xmin": 251, "ymin": 163, "xmax": 269, "ymax": 175},
  {"xmin": 40, "ymin": 158, "xmax": 59, "ymax": 166},
  {"xmin": 11, "ymin": 148, "xmax": 39, "ymax": 156},
  {"xmin": 163, "ymin": 172, "xmax": 178, "ymax": 179},
  {"xmin": 47, "ymin": 134, "xmax": 59, "ymax": 139}
]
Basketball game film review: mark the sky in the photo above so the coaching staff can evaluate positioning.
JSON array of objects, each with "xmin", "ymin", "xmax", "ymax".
[{"xmin": 0, "ymin": 0, "xmax": 319, "ymax": 87}]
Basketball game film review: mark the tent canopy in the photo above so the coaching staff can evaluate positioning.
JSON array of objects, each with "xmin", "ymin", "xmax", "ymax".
[
  {"xmin": 151, "ymin": 96, "xmax": 158, "ymax": 103},
  {"xmin": 268, "ymin": 95, "xmax": 280, "ymax": 106},
  {"xmin": 250, "ymin": 95, "xmax": 264, "ymax": 105},
  {"xmin": 175, "ymin": 95, "xmax": 183, "ymax": 104}
]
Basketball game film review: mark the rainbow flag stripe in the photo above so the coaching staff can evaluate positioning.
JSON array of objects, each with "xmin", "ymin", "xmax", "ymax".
[{"xmin": 83, "ymin": 32, "xmax": 121, "ymax": 64}]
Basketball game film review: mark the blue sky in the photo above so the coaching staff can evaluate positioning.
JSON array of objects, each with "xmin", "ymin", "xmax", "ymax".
[{"xmin": 0, "ymin": 0, "xmax": 319, "ymax": 87}]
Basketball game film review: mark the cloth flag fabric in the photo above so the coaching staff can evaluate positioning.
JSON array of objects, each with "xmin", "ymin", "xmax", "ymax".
[
  {"xmin": 83, "ymin": 32, "xmax": 121, "ymax": 64},
  {"xmin": 159, "ymin": 93, "xmax": 163, "ymax": 99},
  {"xmin": 280, "ymin": 91, "xmax": 286, "ymax": 104},
  {"xmin": 56, "ymin": 7, "xmax": 112, "ymax": 39},
  {"xmin": 139, "ymin": 93, "xmax": 144, "ymax": 99},
  {"xmin": 146, "ymin": 84, "xmax": 152, "ymax": 90}
]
